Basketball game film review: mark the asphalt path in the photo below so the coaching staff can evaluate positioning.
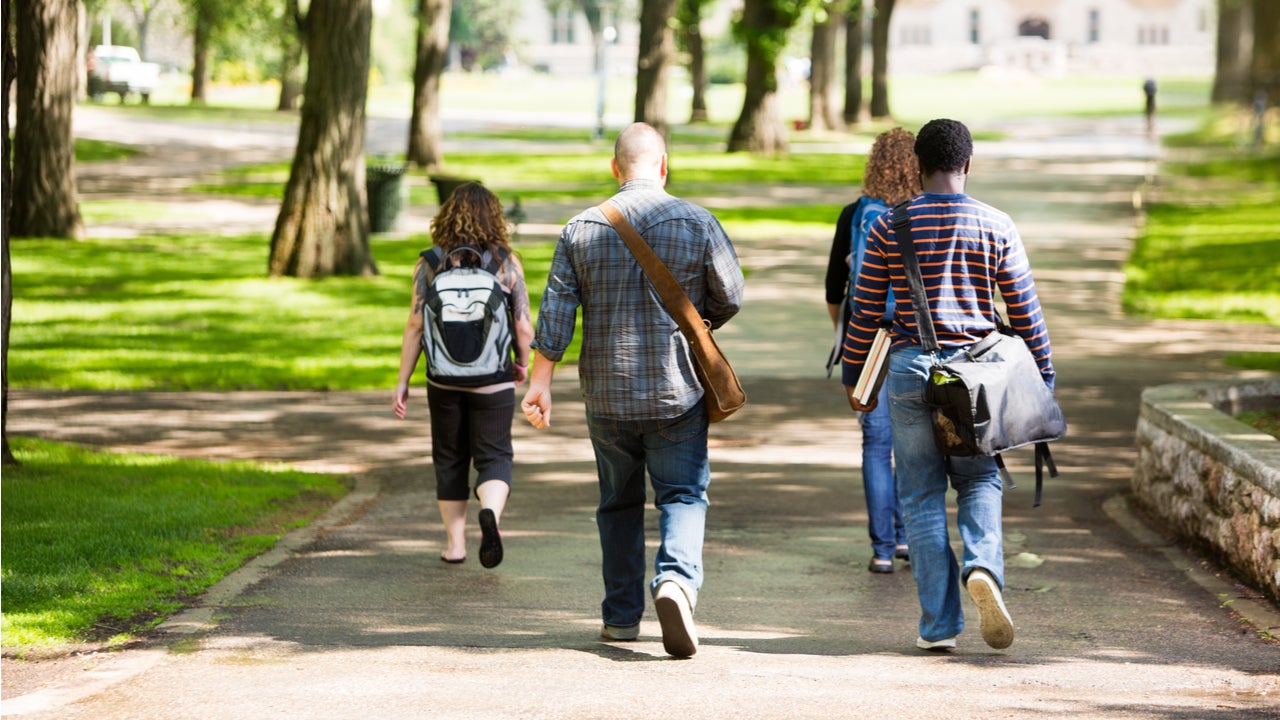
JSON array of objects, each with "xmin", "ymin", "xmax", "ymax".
[{"xmin": 4, "ymin": 108, "xmax": 1279, "ymax": 719}]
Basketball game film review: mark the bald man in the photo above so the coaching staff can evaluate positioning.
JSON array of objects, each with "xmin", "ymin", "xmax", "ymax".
[{"xmin": 522, "ymin": 122, "xmax": 744, "ymax": 657}]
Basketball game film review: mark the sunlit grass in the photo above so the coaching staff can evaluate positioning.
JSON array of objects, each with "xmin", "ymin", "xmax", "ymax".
[
  {"xmin": 1, "ymin": 437, "xmax": 349, "ymax": 652},
  {"xmin": 7, "ymin": 232, "xmax": 576, "ymax": 391}
]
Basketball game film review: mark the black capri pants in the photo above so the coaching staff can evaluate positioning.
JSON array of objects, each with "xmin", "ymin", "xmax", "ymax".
[{"xmin": 426, "ymin": 384, "xmax": 515, "ymax": 501}]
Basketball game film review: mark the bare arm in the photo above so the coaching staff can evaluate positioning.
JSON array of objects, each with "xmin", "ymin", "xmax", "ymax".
[
  {"xmin": 393, "ymin": 258, "xmax": 430, "ymax": 419},
  {"xmin": 504, "ymin": 255, "xmax": 535, "ymax": 384}
]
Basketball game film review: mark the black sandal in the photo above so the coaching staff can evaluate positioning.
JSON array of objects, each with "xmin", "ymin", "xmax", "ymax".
[{"xmin": 478, "ymin": 508, "xmax": 503, "ymax": 569}]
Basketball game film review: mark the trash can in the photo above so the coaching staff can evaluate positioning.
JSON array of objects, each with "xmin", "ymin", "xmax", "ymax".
[
  {"xmin": 429, "ymin": 175, "xmax": 480, "ymax": 205},
  {"xmin": 367, "ymin": 163, "xmax": 408, "ymax": 233}
]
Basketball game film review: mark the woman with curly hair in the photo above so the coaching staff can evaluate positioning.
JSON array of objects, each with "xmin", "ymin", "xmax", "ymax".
[
  {"xmin": 394, "ymin": 182, "xmax": 534, "ymax": 568},
  {"xmin": 824, "ymin": 128, "xmax": 921, "ymax": 574}
]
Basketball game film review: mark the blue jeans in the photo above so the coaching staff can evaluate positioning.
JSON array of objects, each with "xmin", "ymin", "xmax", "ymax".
[
  {"xmin": 861, "ymin": 381, "xmax": 906, "ymax": 560},
  {"xmin": 586, "ymin": 403, "xmax": 710, "ymax": 628},
  {"xmin": 887, "ymin": 347, "xmax": 1005, "ymax": 643}
]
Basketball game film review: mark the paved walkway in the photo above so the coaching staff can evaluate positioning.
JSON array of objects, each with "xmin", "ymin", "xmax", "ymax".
[{"xmin": 4, "ymin": 111, "xmax": 1280, "ymax": 719}]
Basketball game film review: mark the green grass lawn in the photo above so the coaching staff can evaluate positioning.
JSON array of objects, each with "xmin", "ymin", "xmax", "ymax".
[
  {"xmin": 1123, "ymin": 106, "xmax": 1280, "ymax": 372},
  {"xmin": 1, "ymin": 437, "xmax": 349, "ymax": 653}
]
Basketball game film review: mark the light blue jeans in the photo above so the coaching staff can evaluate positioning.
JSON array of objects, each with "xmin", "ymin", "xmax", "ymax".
[
  {"xmin": 861, "ymin": 381, "xmax": 907, "ymax": 560},
  {"xmin": 887, "ymin": 346, "xmax": 1006, "ymax": 643},
  {"xmin": 586, "ymin": 403, "xmax": 710, "ymax": 628}
]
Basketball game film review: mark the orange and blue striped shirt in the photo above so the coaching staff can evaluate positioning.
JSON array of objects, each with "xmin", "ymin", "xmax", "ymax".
[{"xmin": 840, "ymin": 193, "xmax": 1055, "ymax": 389}]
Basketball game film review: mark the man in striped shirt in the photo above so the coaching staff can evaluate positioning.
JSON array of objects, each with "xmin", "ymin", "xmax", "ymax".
[{"xmin": 842, "ymin": 118, "xmax": 1056, "ymax": 653}]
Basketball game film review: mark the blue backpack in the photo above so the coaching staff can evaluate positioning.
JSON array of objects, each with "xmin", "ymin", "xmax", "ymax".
[{"xmin": 826, "ymin": 196, "xmax": 894, "ymax": 378}]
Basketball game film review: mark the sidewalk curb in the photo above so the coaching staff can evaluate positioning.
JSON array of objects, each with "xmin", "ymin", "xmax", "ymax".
[{"xmin": 1103, "ymin": 493, "xmax": 1280, "ymax": 640}]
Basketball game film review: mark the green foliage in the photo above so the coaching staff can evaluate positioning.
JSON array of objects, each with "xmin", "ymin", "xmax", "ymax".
[{"xmin": 1, "ymin": 437, "xmax": 348, "ymax": 650}]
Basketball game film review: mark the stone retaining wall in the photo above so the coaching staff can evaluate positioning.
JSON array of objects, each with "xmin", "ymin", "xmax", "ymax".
[{"xmin": 1131, "ymin": 379, "xmax": 1280, "ymax": 604}]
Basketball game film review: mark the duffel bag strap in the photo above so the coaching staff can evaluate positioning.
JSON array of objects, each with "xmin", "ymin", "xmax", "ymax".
[
  {"xmin": 893, "ymin": 201, "xmax": 940, "ymax": 355},
  {"xmin": 1033, "ymin": 442, "xmax": 1060, "ymax": 507}
]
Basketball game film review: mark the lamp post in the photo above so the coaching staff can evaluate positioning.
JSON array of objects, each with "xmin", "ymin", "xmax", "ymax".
[{"xmin": 594, "ymin": 11, "xmax": 616, "ymax": 140}]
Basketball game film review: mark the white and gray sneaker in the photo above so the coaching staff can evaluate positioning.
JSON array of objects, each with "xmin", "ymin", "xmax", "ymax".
[
  {"xmin": 654, "ymin": 581, "xmax": 698, "ymax": 658},
  {"xmin": 915, "ymin": 636, "xmax": 957, "ymax": 651},
  {"xmin": 966, "ymin": 568, "xmax": 1014, "ymax": 649},
  {"xmin": 600, "ymin": 623, "xmax": 640, "ymax": 641}
]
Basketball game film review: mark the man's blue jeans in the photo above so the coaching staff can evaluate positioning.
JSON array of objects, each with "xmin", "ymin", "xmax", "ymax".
[
  {"xmin": 861, "ymin": 381, "xmax": 906, "ymax": 560},
  {"xmin": 887, "ymin": 347, "xmax": 1005, "ymax": 643},
  {"xmin": 586, "ymin": 403, "xmax": 710, "ymax": 628}
]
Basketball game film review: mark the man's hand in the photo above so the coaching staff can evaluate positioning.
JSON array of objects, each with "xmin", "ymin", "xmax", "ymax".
[
  {"xmin": 521, "ymin": 385, "xmax": 552, "ymax": 429},
  {"xmin": 844, "ymin": 384, "xmax": 877, "ymax": 414}
]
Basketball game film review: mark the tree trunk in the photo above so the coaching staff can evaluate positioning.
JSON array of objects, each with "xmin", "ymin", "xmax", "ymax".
[
  {"xmin": 269, "ymin": 0, "xmax": 377, "ymax": 279},
  {"xmin": 407, "ymin": 0, "xmax": 450, "ymax": 170},
  {"xmin": 728, "ymin": 0, "xmax": 794, "ymax": 153},
  {"xmin": 191, "ymin": 5, "xmax": 211, "ymax": 104},
  {"xmin": 679, "ymin": 0, "xmax": 709, "ymax": 122},
  {"xmin": 635, "ymin": 0, "xmax": 678, "ymax": 136},
  {"xmin": 3, "ymin": 3, "xmax": 18, "ymax": 465},
  {"xmin": 1251, "ymin": 0, "xmax": 1280, "ymax": 104},
  {"xmin": 843, "ymin": 0, "xmax": 864, "ymax": 124},
  {"xmin": 277, "ymin": 0, "xmax": 306, "ymax": 112},
  {"xmin": 12, "ymin": 0, "xmax": 84, "ymax": 241},
  {"xmin": 1213, "ymin": 0, "xmax": 1252, "ymax": 103},
  {"xmin": 870, "ymin": 0, "xmax": 893, "ymax": 119},
  {"xmin": 808, "ymin": 8, "xmax": 841, "ymax": 132}
]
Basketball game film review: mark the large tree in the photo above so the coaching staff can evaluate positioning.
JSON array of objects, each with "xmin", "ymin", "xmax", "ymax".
[
  {"xmin": 728, "ymin": 0, "xmax": 807, "ymax": 153},
  {"xmin": 676, "ymin": 0, "xmax": 711, "ymax": 122},
  {"xmin": 268, "ymin": 0, "xmax": 378, "ymax": 278},
  {"xmin": 843, "ymin": 0, "xmax": 863, "ymax": 124},
  {"xmin": 12, "ymin": 0, "xmax": 85, "ymax": 240},
  {"xmin": 1212, "ymin": 0, "xmax": 1252, "ymax": 103},
  {"xmin": 808, "ymin": 2, "xmax": 841, "ymax": 132},
  {"xmin": 3, "ymin": 0, "xmax": 17, "ymax": 465},
  {"xmin": 1252, "ymin": 0, "xmax": 1279, "ymax": 104},
  {"xmin": 407, "ymin": 0, "xmax": 451, "ymax": 170},
  {"xmin": 634, "ymin": 0, "xmax": 678, "ymax": 136},
  {"xmin": 868, "ymin": 0, "xmax": 893, "ymax": 119}
]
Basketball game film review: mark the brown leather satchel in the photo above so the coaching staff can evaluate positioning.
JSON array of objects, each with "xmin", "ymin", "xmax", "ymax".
[{"xmin": 598, "ymin": 201, "xmax": 746, "ymax": 422}]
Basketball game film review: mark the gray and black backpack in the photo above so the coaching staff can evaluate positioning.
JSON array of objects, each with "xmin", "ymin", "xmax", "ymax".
[{"xmin": 420, "ymin": 245, "xmax": 514, "ymax": 387}]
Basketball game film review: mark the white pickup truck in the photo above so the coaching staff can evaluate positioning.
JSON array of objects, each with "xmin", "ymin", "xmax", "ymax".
[{"xmin": 87, "ymin": 45, "xmax": 160, "ymax": 104}]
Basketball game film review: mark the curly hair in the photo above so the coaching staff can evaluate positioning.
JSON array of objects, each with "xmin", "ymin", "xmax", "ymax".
[
  {"xmin": 861, "ymin": 127, "xmax": 921, "ymax": 205},
  {"xmin": 914, "ymin": 119, "xmax": 973, "ymax": 175},
  {"xmin": 429, "ymin": 182, "xmax": 511, "ymax": 256}
]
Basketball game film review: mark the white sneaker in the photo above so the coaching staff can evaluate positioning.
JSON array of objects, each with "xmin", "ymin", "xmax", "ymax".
[
  {"xmin": 654, "ymin": 581, "xmax": 698, "ymax": 658},
  {"xmin": 916, "ymin": 636, "xmax": 957, "ymax": 651},
  {"xmin": 966, "ymin": 568, "xmax": 1014, "ymax": 649}
]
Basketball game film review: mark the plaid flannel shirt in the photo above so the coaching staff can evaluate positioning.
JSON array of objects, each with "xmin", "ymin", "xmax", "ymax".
[{"xmin": 532, "ymin": 179, "xmax": 745, "ymax": 420}]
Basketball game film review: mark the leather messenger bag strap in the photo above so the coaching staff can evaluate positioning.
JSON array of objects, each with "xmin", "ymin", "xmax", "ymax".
[{"xmin": 597, "ymin": 201, "xmax": 710, "ymax": 339}]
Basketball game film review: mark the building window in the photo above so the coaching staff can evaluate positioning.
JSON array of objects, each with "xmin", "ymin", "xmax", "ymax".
[
  {"xmin": 900, "ymin": 25, "xmax": 931, "ymax": 46},
  {"xmin": 1088, "ymin": 8, "xmax": 1099, "ymax": 43},
  {"xmin": 1138, "ymin": 24, "xmax": 1170, "ymax": 46},
  {"xmin": 969, "ymin": 9, "xmax": 980, "ymax": 45},
  {"xmin": 552, "ymin": 8, "xmax": 575, "ymax": 45}
]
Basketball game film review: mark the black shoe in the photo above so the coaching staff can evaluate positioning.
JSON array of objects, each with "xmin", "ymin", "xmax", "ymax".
[
  {"xmin": 478, "ymin": 508, "xmax": 503, "ymax": 569},
  {"xmin": 894, "ymin": 545, "xmax": 910, "ymax": 561},
  {"xmin": 868, "ymin": 557, "xmax": 894, "ymax": 574}
]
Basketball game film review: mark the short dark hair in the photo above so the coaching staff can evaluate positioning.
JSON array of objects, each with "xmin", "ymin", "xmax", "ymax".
[{"xmin": 914, "ymin": 119, "xmax": 973, "ymax": 175}]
